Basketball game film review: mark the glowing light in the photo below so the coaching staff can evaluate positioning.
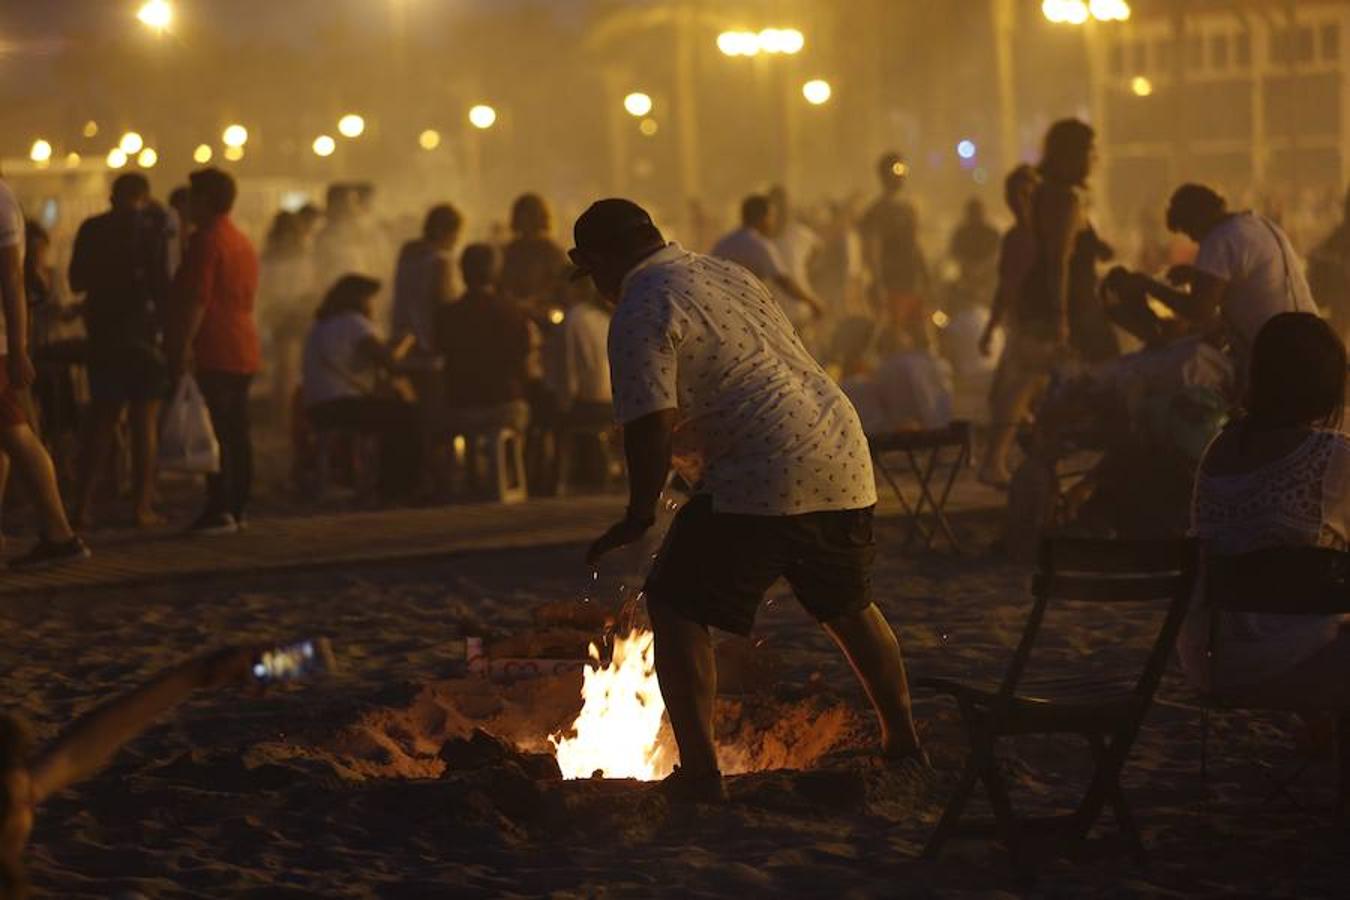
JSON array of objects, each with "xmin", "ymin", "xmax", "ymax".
[
  {"xmin": 106, "ymin": 148, "xmax": 128, "ymax": 169},
  {"xmin": 718, "ymin": 28, "xmax": 804, "ymax": 57},
  {"xmin": 119, "ymin": 132, "xmax": 144, "ymax": 154},
  {"xmin": 932, "ymin": 310, "xmax": 951, "ymax": 329},
  {"xmin": 638, "ymin": 117, "xmax": 659, "ymax": 137},
  {"xmin": 1089, "ymin": 0, "xmax": 1131, "ymax": 21},
  {"xmin": 82, "ymin": 121, "xmax": 99, "ymax": 139},
  {"xmin": 222, "ymin": 124, "xmax": 248, "ymax": 148},
  {"xmin": 418, "ymin": 129, "xmax": 441, "ymax": 151},
  {"xmin": 29, "ymin": 140, "xmax": 52, "ymax": 164},
  {"xmin": 1042, "ymin": 0, "xmax": 1089, "ymax": 24},
  {"xmin": 193, "ymin": 143, "xmax": 213, "ymax": 164},
  {"xmin": 137, "ymin": 0, "xmax": 172, "ymax": 32},
  {"xmin": 891, "ymin": 160, "xmax": 910, "ymax": 178},
  {"xmin": 223, "ymin": 145, "xmax": 244, "ymax": 162},
  {"xmin": 624, "ymin": 92, "xmax": 653, "ymax": 118},
  {"xmin": 136, "ymin": 147, "xmax": 158, "ymax": 168},
  {"xmin": 468, "ymin": 104, "xmax": 497, "ymax": 130},
  {"xmin": 548, "ymin": 308, "xmax": 566, "ymax": 325},
  {"xmin": 64, "ymin": 152, "xmax": 81, "ymax": 169},
  {"xmin": 338, "ymin": 114, "xmax": 365, "ymax": 139},
  {"xmin": 312, "ymin": 135, "xmax": 336, "ymax": 157},
  {"xmin": 1131, "ymin": 75, "xmax": 1154, "ymax": 97},
  {"xmin": 550, "ymin": 631, "xmax": 674, "ymax": 781},
  {"xmin": 802, "ymin": 79, "xmax": 832, "ymax": 105},
  {"xmin": 957, "ymin": 139, "xmax": 977, "ymax": 160}
]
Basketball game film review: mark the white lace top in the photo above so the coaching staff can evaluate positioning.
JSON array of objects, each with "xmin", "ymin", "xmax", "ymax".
[{"xmin": 1179, "ymin": 429, "xmax": 1350, "ymax": 691}]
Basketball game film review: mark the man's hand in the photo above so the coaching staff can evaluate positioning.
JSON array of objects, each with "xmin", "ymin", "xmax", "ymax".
[
  {"xmin": 586, "ymin": 515, "xmax": 655, "ymax": 568},
  {"xmin": 7, "ymin": 351, "xmax": 35, "ymax": 389}
]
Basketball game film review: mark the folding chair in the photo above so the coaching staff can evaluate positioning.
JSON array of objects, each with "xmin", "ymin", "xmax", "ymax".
[
  {"xmin": 868, "ymin": 420, "xmax": 972, "ymax": 553},
  {"xmin": 918, "ymin": 537, "xmax": 1199, "ymax": 870},
  {"xmin": 1201, "ymin": 546, "xmax": 1350, "ymax": 820}
]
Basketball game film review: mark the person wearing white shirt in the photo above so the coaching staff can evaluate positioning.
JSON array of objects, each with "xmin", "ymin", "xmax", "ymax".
[
  {"xmin": 712, "ymin": 194, "xmax": 822, "ymax": 326},
  {"xmin": 1144, "ymin": 184, "xmax": 1317, "ymax": 388},
  {"xmin": 574, "ymin": 198, "xmax": 925, "ymax": 803}
]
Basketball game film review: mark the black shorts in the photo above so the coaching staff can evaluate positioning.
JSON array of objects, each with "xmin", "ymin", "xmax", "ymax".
[
  {"xmin": 88, "ymin": 347, "xmax": 167, "ymax": 407},
  {"xmin": 644, "ymin": 494, "xmax": 876, "ymax": 637}
]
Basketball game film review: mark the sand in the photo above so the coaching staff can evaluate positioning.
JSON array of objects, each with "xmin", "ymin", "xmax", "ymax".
[{"xmin": 3, "ymin": 516, "xmax": 1349, "ymax": 898}]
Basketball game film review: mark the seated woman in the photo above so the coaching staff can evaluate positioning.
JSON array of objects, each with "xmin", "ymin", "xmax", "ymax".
[
  {"xmin": 1179, "ymin": 312, "xmax": 1350, "ymax": 704},
  {"xmin": 2, "ymin": 648, "xmax": 254, "ymax": 898},
  {"xmin": 301, "ymin": 274, "xmax": 421, "ymax": 503}
]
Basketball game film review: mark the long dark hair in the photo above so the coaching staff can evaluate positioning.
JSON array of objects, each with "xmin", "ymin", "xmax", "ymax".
[
  {"xmin": 1038, "ymin": 119, "xmax": 1094, "ymax": 186},
  {"xmin": 1246, "ymin": 312, "xmax": 1346, "ymax": 431},
  {"xmin": 314, "ymin": 274, "xmax": 380, "ymax": 322}
]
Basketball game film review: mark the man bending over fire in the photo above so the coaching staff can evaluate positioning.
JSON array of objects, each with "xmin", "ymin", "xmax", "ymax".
[{"xmin": 574, "ymin": 199, "xmax": 926, "ymax": 804}]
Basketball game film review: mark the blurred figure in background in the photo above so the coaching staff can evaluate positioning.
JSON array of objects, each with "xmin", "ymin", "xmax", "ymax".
[
  {"xmin": 712, "ymin": 194, "xmax": 822, "ymax": 325},
  {"xmin": 0, "ymin": 173, "xmax": 88, "ymax": 568},
  {"xmin": 437, "ymin": 244, "xmax": 535, "ymax": 437},
  {"xmin": 948, "ymin": 198, "xmax": 1000, "ymax": 299},
  {"xmin": 390, "ymin": 204, "xmax": 463, "ymax": 496},
  {"xmin": 258, "ymin": 211, "xmax": 316, "ymax": 428},
  {"xmin": 548, "ymin": 269, "xmax": 613, "ymax": 489},
  {"xmin": 315, "ymin": 185, "xmax": 381, "ymax": 299},
  {"xmin": 501, "ymin": 193, "xmax": 568, "ymax": 317},
  {"xmin": 860, "ymin": 152, "xmax": 931, "ymax": 350},
  {"xmin": 166, "ymin": 185, "xmax": 191, "ymax": 275},
  {"xmin": 168, "ymin": 168, "xmax": 261, "ymax": 536},
  {"xmin": 1024, "ymin": 119, "xmax": 1118, "ymax": 364},
  {"xmin": 768, "ymin": 185, "xmax": 823, "ymax": 323},
  {"xmin": 978, "ymin": 164, "xmax": 1055, "ymax": 488},
  {"xmin": 23, "ymin": 221, "xmax": 80, "ymax": 467},
  {"xmin": 67, "ymin": 173, "xmax": 170, "ymax": 529},
  {"xmin": 1307, "ymin": 186, "xmax": 1350, "ymax": 334},
  {"xmin": 302, "ymin": 274, "xmax": 419, "ymax": 504}
]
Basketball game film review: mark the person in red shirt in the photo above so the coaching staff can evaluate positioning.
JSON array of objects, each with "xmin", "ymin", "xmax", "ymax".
[{"xmin": 168, "ymin": 168, "xmax": 261, "ymax": 535}]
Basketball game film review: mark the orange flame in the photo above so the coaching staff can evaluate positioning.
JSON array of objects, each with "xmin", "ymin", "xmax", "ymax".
[{"xmin": 550, "ymin": 629, "xmax": 674, "ymax": 781}]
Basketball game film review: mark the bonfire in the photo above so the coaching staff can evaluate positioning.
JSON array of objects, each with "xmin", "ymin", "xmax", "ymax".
[{"xmin": 549, "ymin": 630, "xmax": 674, "ymax": 781}]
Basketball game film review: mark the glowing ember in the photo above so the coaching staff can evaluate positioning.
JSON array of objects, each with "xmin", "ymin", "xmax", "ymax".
[{"xmin": 550, "ymin": 630, "xmax": 672, "ymax": 781}]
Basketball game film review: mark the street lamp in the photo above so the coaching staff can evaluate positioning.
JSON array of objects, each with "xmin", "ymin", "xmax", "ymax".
[
  {"xmin": 223, "ymin": 145, "xmax": 244, "ymax": 162},
  {"xmin": 1042, "ymin": 0, "xmax": 1130, "ymax": 24},
  {"xmin": 119, "ymin": 132, "xmax": 144, "ymax": 154},
  {"xmin": 312, "ymin": 135, "xmax": 336, "ymax": 157},
  {"xmin": 82, "ymin": 121, "xmax": 99, "ymax": 139},
  {"xmin": 137, "ymin": 147, "xmax": 158, "ymax": 168},
  {"xmin": 65, "ymin": 152, "xmax": 81, "ymax": 169},
  {"xmin": 802, "ymin": 79, "xmax": 832, "ymax": 106},
  {"xmin": 468, "ymin": 105, "xmax": 497, "ymax": 130},
  {"xmin": 193, "ymin": 144, "xmax": 213, "ymax": 164},
  {"xmin": 338, "ymin": 114, "xmax": 365, "ymax": 139},
  {"xmin": 29, "ymin": 140, "xmax": 52, "ymax": 164},
  {"xmin": 106, "ymin": 148, "xmax": 129, "ymax": 169},
  {"xmin": 222, "ymin": 124, "xmax": 248, "ymax": 148},
  {"xmin": 137, "ymin": 0, "xmax": 173, "ymax": 33},
  {"xmin": 624, "ymin": 92, "xmax": 653, "ymax": 118},
  {"xmin": 419, "ymin": 129, "xmax": 441, "ymax": 151},
  {"xmin": 639, "ymin": 118, "xmax": 659, "ymax": 137},
  {"xmin": 717, "ymin": 28, "xmax": 804, "ymax": 57}
]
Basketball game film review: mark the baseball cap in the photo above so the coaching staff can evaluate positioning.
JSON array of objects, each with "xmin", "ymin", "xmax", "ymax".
[{"xmin": 569, "ymin": 198, "xmax": 660, "ymax": 279}]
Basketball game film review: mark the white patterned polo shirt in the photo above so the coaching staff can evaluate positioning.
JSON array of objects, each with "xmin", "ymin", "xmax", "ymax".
[{"xmin": 609, "ymin": 243, "xmax": 877, "ymax": 516}]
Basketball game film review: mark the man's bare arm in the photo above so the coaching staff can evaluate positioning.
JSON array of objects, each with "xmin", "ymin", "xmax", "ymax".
[
  {"xmin": 586, "ymin": 408, "xmax": 677, "ymax": 566},
  {"xmin": 28, "ymin": 648, "xmax": 253, "ymax": 804}
]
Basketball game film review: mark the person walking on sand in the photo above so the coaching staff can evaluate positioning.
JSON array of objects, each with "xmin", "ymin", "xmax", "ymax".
[
  {"xmin": 0, "ymin": 174, "xmax": 88, "ymax": 569},
  {"xmin": 576, "ymin": 199, "xmax": 926, "ymax": 804}
]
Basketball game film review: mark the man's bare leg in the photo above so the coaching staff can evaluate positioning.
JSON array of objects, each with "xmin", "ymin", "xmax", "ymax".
[
  {"xmin": 1, "ymin": 424, "xmax": 75, "ymax": 542},
  {"xmin": 130, "ymin": 399, "xmax": 163, "ymax": 527},
  {"xmin": 648, "ymin": 595, "xmax": 720, "ymax": 776},
  {"xmin": 822, "ymin": 603, "xmax": 922, "ymax": 758}
]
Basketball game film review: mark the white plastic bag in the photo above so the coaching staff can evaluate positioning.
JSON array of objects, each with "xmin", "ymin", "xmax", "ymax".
[{"xmin": 158, "ymin": 375, "xmax": 220, "ymax": 474}]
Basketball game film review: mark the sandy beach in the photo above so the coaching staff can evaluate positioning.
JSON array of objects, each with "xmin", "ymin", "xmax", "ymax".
[{"xmin": 2, "ymin": 511, "xmax": 1346, "ymax": 898}]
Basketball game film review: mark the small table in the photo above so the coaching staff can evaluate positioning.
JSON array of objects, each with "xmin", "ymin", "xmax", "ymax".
[{"xmin": 868, "ymin": 420, "xmax": 973, "ymax": 553}]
